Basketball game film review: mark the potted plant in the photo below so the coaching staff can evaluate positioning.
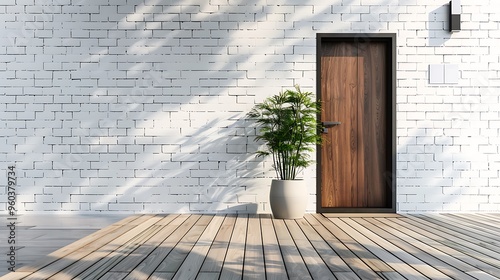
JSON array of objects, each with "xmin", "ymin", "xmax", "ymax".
[{"xmin": 248, "ymin": 85, "xmax": 322, "ymax": 219}]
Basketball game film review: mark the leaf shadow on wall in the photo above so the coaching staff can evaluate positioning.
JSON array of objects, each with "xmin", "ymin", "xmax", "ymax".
[{"xmin": 9, "ymin": 0, "xmax": 387, "ymax": 213}]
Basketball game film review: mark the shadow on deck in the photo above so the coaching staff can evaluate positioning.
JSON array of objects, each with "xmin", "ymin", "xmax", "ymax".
[{"xmin": 1, "ymin": 213, "xmax": 500, "ymax": 279}]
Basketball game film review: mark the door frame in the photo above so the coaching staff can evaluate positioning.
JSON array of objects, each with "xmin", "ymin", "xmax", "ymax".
[{"xmin": 316, "ymin": 33, "xmax": 397, "ymax": 213}]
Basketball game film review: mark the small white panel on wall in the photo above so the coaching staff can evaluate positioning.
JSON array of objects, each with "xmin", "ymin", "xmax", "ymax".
[
  {"xmin": 429, "ymin": 64, "xmax": 445, "ymax": 84},
  {"xmin": 429, "ymin": 64, "xmax": 459, "ymax": 84},
  {"xmin": 444, "ymin": 64, "xmax": 459, "ymax": 84}
]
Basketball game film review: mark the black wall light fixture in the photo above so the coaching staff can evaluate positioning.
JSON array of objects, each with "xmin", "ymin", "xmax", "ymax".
[{"xmin": 450, "ymin": 0, "xmax": 461, "ymax": 32}]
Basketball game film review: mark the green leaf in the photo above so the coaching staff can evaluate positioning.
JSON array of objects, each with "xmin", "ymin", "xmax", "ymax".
[{"xmin": 247, "ymin": 85, "xmax": 324, "ymax": 180}]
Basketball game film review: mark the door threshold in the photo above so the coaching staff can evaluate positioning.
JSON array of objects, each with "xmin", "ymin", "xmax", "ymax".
[{"xmin": 322, "ymin": 213, "xmax": 401, "ymax": 218}]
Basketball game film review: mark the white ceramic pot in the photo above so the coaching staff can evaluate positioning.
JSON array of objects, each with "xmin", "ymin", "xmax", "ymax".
[{"xmin": 269, "ymin": 179, "xmax": 308, "ymax": 219}]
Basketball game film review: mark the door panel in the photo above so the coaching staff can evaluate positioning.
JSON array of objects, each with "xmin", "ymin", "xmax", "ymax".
[
  {"xmin": 320, "ymin": 40, "xmax": 391, "ymax": 209},
  {"xmin": 320, "ymin": 42, "xmax": 358, "ymax": 207},
  {"xmin": 360, "ymin": 42, "xmax": 388, "ymax": 207}
]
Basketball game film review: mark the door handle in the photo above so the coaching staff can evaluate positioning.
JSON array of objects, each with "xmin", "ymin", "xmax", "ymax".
[{"xmin": 322, "ymin": 121, "xmax": 341, "ymax": 133}]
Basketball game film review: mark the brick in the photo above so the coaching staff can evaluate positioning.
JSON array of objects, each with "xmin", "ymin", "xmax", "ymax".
[
  {"xmin": 59, "ymin": 203, "xmax": 80, "ymax": 211},
  {"xmin": 108, "ymin": 203, "xmax": 144, "ymax": 211},
  {"xmin": 90, "ymin": 202, "xmax": 109, "ymax": 211},
  {"xmin": 144, "ymin": 203, "xmax": 189, "ymax": 212}
]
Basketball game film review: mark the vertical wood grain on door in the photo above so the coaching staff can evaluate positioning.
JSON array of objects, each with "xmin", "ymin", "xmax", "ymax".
[{"xmin": 320, "ymin": 41, "xmax": 389, "ymax": 208}]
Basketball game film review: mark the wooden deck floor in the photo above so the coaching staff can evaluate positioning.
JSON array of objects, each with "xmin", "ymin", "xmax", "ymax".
[{"xmin": 2, "ymin": 213, "xmax": 500, "ymax": 280}]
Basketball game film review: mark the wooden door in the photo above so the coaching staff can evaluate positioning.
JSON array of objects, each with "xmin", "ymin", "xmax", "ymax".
[{"xmin": 318, "ymin": 37, "xmax": 394, "ymax": 210}]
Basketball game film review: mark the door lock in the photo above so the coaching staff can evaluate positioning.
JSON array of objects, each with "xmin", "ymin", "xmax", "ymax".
[{"xmin": 322, "ymin": 121, "xmax": 341, "ymax": 133}]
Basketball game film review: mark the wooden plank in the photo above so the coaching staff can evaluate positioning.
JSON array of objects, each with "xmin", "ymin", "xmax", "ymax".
[
  {"xmin": 196, "ymin": 272, "xmax": 219, "ymax": 280},
  {"xmin": 375, "ymin": 217, "xmax": 488, "ymax": 278},
  {"xmin": 199, "ymin": 215, "xmax": 236, "ymax": 274},
  {"xmin": 16, "ymin": 214, "xmax": 144, "ymax": 273},
  {"xmin": 333, "ymin": 272, "xmax": 361, "ymax": 280},
  {"xmin": 48, "ymin": 216, "xmax": 165, "ymax": 279},
  {"xmin": 480, "ymin": 213, "xmax": 500, "ymax": 223},
  {"xmin": 455, "ymin": 213, "xmax": 500, "ymax": 228},
  {"xmin": 343, "ymin": 218, "xmax": 450, "ymax": 279},
  {"xmin": 446, "ymin": 213, "xmax": 500, "ymax": 230},
  {"xmin": 219, "ymin": 214, "xmax": 248, "ymax": 280},
  {"xmin": 414, "ymin": 214, "xmax": 500, "ymax": 247},
  {"xmin": 429, "ymin": 213, "xmax": 500, "ymax": 240},
  {"xmin": 273, "ymin": 219, "xmax": 311, "ymax": 280},
  {"xmin": 24, "ymin": 215, "xmax": 161, "ymax": 280},
  {"xmin": 312, "ymin": 214, "xmax": 392, "ymax": 273},
  {"xmin": 109, "ymin": 215, "xmax": 181, "ymax": 272},
  {"xmin": 156, "ymin": 214, "xmax": 182, "ymax": 226},
  {"xmin": 481, "ymin": 212, "xmax": 500, "ymax": 220},
  {"xmin": 99, "ymin": 272, "xmax": 128, "ymax": 280},
  {"xmin": 419, "ymin": 214, "xmax": 500, "ymax": 242},
  {"xmin": 260, "ymin": 214, "xmax": 287, "ymax": 280},
  {"xmin": 385, "ymin": 217, "xmax": 500, "ymax": 278},
  {"xmin": 155, "ymin": 215, "xmax": 214, "ymax": 273},
  {"xmin": 125, "ymin": 215, "xmax": 201, "ymax": 279},
  {"xmin": 172, "ymin": 215, "xmax": 225, "ymax": 280},
  {"xmin": 295, "ymin": 218, "xmax": 351, "ymax": 272},
  {"xmin": 67, "ymin": 224, "xmax": 163, "ymax": 279},
  {"xmin": 304, "ymin": 214, "xmax": 382, "ymax": 280},
  {"xmin": 331, "ymin": 218, "xmax": 427, "ymax": 280},
  {"xmin": 149, "ymin": 272, "xmax": 174, "ymax": 279},
  {"xmin": 361, "ymin": 218, "xmax": 476, "ymax": 280},
  {"xmin": 284, "ymin": 219, "xmax": 336, "ymax": 279},
  {"xmin": 405, "ymin": 215, "xmax": 500, "ymax": 267},
  {"xmin": 378, "ymin": 272, "xmax": 406, "ymax": 279},
  {"xmin": 242, "ymin": 214, "xmax": 265, "ymax": 279},
  {"xmin": 0, "ymin": 272, "xmax": 32, "ymax": 280},
  {"xmin": 467, "ymin": 270, "xmax": 500, "ymax": 280}
]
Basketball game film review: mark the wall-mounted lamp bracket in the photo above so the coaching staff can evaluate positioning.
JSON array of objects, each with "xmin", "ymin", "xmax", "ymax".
[{"xmin": 450, "ymin": 0, "xmax": 461, "ymax": 32}]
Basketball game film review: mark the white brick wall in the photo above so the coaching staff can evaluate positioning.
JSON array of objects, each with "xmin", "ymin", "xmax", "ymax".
[{"xmin": 1, "ymin": 0, "xmax": 499, "ymax": 213}]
